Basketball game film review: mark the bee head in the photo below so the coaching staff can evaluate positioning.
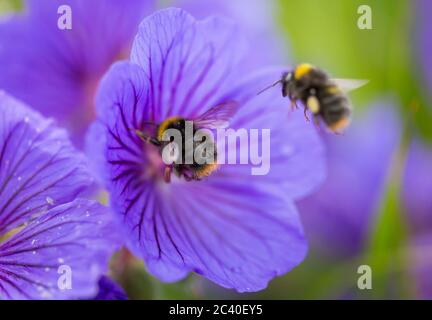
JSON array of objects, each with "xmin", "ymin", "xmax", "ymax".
[{"xmin": 281, "ymin": 71, "xmax": 295, "ymax": 98}]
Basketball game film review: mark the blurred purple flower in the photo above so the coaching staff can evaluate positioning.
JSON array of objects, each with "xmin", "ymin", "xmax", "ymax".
[
  {"xmin": 88, "ymin": 8, "xmax": 325, "ymax": 292},
  {"xmin": 173, "ymin": 0, "xmax": 289, "ymax": 66},
  {"xmin": 92, "ymin": 276, "xmax": 127, "ymax": 300},
  {"xmin": 402, "ymin": 139, "xmax": 432, "ymax": 234},
  {"xmin": 416, "ymin": 0, "xmax": 432, "ymax": 98},
  {"xmin": 0, "ymin": 92, "xmax": 120, "ymax": 299},
  {"xmin": 0, "ymin": 0, "xmax": 154, "ymax": 147},
  {"xmin": 409, "ymin": 233, "xmax": 432, "ymax": 299},
  {"xmin": 298, "ymin": 103, "xmax": 401, "ymax": 257},
  {"xmin": 402, "ymin": 139, "xmax": 432, "ymax": 298}
]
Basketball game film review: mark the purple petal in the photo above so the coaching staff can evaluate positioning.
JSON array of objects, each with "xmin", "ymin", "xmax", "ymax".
[
  {"xmin": 93, "ymin": 61, "xmax": 150, "ymax": 191},
  {"xmin": 92, "ymin": 276, "xmax": 127, "ymax": 300},
  {"xmin": 298, "ymin": 102, "xmax": 401, "ymax": 257},
  {"xmin": 131, "ymin": 8, "xmax": 247, "ymax": 121},
  {"xmin": 145, "ymin": 180, "xmax": 307, "ymax": 292},
  {"xmin": 0, "ymin": 199, "xmax": 120, "ymax": 300},
  {"xmin": 85, "ymin": 122, "xmax": 109, "ymax": 185},
  {"xmin": 173, "ymin": 0, "xmax": 290, "ymax": 66},
  {"xmin": 0, "ymin": 0, "xmax": 154, "ymax": 146},
  {"xmin": 0, "ymin": 92, "xmax": 93, "ymax": 234}
]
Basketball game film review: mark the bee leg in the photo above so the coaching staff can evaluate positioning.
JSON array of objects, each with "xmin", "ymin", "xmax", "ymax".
[
  {"xmin": 313, "ymin": 115, "xmax": 322, "ymax": 132},
  {"xmin": 334, "ymin": 129, "xmax": 344, "ymax": 136},
  {"xmin": 289, "ymin": 100, "xmax": 295, "ymax": 111},
  {"xmin": 303, "ymin": 107, "xmax": 310, "ymax": 122},
  {"xmin": 164, "ymin": 166, "xmax": 172, "ymax": 183},
  {"xmin": 182, "ymin": 170, "xmax": 199, "ymax": 181},
  {"xmin": 289, "ymin": 100, "xmax": 299, "ymax": 112},
  {"xmin": 134, "ymin": 130, "xmax": 160, "ymax": 146},
  {"xmin": 289, "ymin": 96, "xmax": 298, "ymax": 111}
]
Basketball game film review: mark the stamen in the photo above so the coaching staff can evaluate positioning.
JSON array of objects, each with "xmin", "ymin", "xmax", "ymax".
[{"xmin": 0, "ymin": 224, "xmax": 26, "ymax": 244}]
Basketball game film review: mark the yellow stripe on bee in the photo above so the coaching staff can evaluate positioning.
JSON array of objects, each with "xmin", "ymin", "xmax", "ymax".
[
  {"xmin": 294, "ymin": 63, "xmax": 314, "ymax": 80},
  {"xmin": 329, "ymin": 117, "xmax": 350, "ymax": 133},
  {"xmin": 194, "ymin": 163, "xmax": 219, "ymax": 179},
  {"xmin": 157, "ymin": 116, "xmax": 183, "ymax": 141}
]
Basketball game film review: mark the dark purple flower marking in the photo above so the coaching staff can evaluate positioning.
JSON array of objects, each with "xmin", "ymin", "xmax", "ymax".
[
  {"xmin": 0, "ymin": 92, "xmax": 120, "ymax": 299},
  {"xmin": 88, "ymin": 8, "xmax": 325, "ymax": 292}
]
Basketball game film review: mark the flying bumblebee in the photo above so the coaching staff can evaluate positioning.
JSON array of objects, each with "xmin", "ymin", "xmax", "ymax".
[
  {"xmin": 258, "ymin": 63, "xmax": 368, "ymax": 133},
  {"xmin": 134, "ymin": 101, "xmax": 238, "ymax": 183}
]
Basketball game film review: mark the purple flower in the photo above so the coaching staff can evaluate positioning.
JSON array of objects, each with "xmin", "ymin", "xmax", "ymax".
[
  {"xmin": 298, "ymin": 103, "xmax": 401, "ymax": 257},
  {"xmin": 88, "ymin": 8, "xmax": 325, "ymax": 292},
  {"xmin": 0, "ymin": 92, "xmax": 120, "ymax": 299},
  {"xmin": 0, "ymin": 0, "xmax": 154, "ymax": 147}
]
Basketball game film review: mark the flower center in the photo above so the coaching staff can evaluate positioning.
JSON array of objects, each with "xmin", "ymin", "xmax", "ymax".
[{"xmin": 138, "ymin": 117, "xmax": 219, "ymax": 183}]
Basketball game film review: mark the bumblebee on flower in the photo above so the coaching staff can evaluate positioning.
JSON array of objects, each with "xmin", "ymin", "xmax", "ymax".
[{"xmin": 88, "ymin": 8, "xmax": 325, "ymax": 292}]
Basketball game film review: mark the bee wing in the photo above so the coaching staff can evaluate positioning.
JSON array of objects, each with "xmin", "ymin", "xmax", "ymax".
[
  {"xmin": 331, "ymin": 78, "xmax": 369, "ymax": 93},
  {"xmin": 193, "ymin": 101, "xmax": 239, "ymax": 129}
]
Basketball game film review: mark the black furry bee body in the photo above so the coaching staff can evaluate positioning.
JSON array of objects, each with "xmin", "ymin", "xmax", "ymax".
[
  {"xmin": 155, "ymin": 116, "xmax": 218, "ymax": 182},
  {"xmin": 135, "ymin": 101, "xmax": 237, "ymax": 183},
  {"xmin": 261, "ymin": 63, "xmax": 357, "ymax": 132}
]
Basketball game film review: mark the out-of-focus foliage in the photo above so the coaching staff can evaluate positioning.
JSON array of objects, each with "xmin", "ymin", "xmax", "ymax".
[{"xmin": 0, "ymin": 0, "xmax": 21, "ymax": 12}]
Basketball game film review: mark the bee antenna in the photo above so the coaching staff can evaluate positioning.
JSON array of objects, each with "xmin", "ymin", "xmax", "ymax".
[{"xmin": 257, "ymin": 79, "xmax": 283, "ymax": 95}]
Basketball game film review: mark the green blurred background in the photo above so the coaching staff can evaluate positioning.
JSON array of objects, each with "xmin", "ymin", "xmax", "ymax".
[{"xmin": 1, "ymin": 0, "xmax": 429, "ymax": 299}]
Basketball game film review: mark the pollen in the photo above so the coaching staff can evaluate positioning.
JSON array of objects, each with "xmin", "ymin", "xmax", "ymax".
[
  {"xmin": 294, "ymin": 63, "xmax": 314, "ymax": 80},
  {"xmin": 0, "ymin": 224, "xmax": 26, "ymax": 244},
  {"xmin": 307, "ymin": 96, "xmax": 320, "ymax": 113}
]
